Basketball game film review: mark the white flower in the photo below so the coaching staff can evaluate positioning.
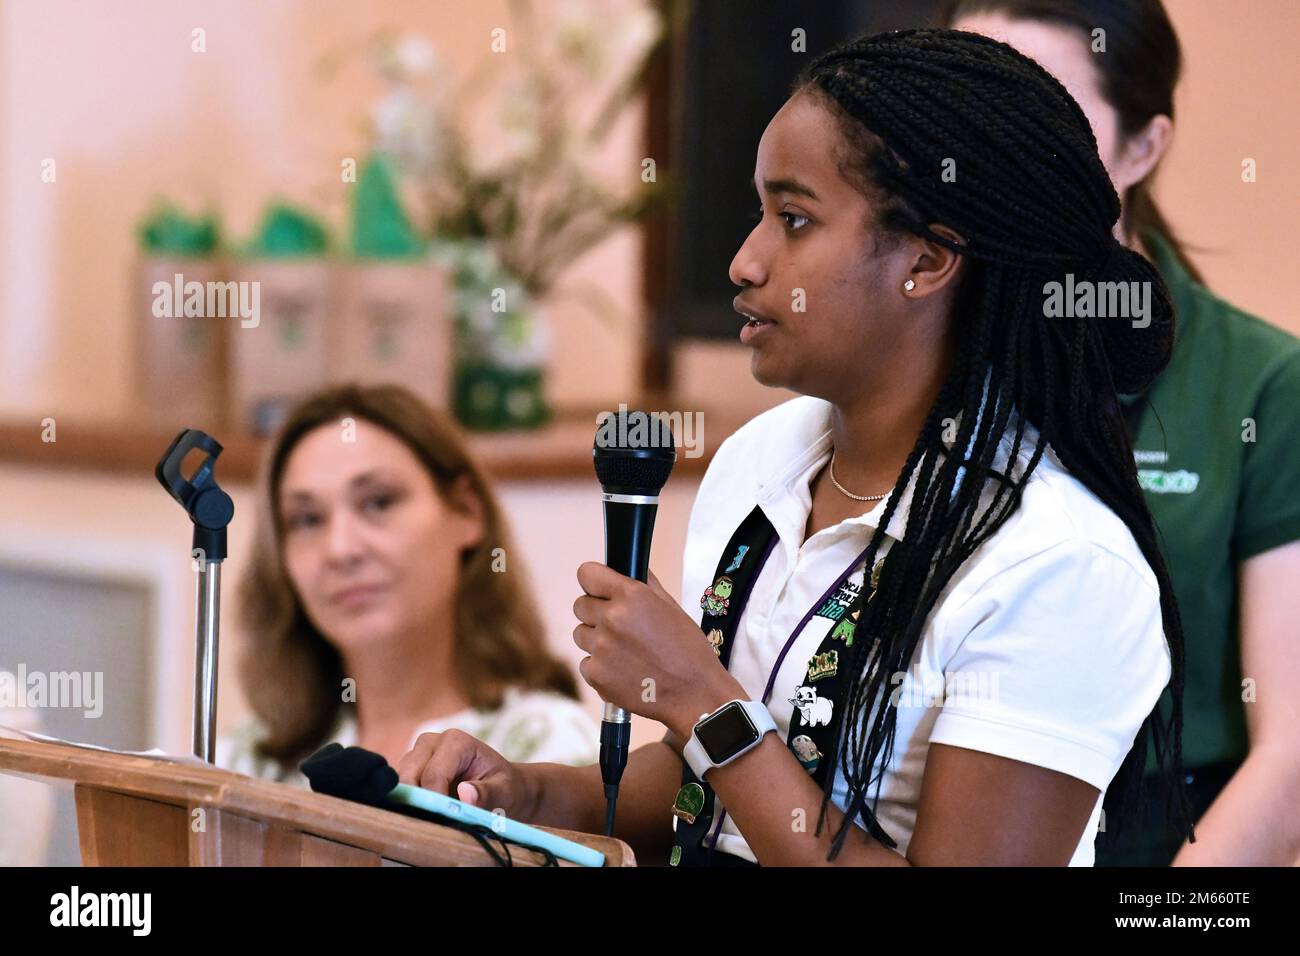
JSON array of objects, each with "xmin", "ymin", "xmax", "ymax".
[
  {"xmin": 606, "ymin": 4, "xmax": 662, "ymax": 75},
  {"xmin": 375, "ymin": 33, "xmax": 439, "ymax": 83},
  {"xmin": 496, "ymin": 76, "xmax": 544, "ymax": 163},
  {"xmin": 488, "ymin": 306, "xmax": 550, "ymax": 368},
  {"xmin": 372, "ymin": 90, "xmax": 441, "ymax": 173},
  {"xmin": 395, "ymin": 35, "xmax": 437, "ymax": 76},
  {"xmin": 550, "ymin": 1, "xmax": 661, "ymax": 80},
  {"xmin": 552, "ymin": 0, "xmax": 607, "ymax": 76}
]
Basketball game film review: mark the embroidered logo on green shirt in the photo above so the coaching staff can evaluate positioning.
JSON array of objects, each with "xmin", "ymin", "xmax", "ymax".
[{"xmin": 1137, "ymin": 468, "xmax": 1200, "ymax": 494}]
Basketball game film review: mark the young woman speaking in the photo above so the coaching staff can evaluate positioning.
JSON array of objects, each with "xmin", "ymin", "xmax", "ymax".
[{"xmin": 398, "ymin": 27, "xmax": 1194, "ymax": 867}]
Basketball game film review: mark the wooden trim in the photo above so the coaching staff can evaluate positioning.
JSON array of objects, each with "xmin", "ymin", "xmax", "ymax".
[
  {"xmin": 75, "ymin": 784, "xmax": 190, "ymax": 866},
  {"xmin": 0, "ymin": 400, "xmax": 738, "ymax": 484}
]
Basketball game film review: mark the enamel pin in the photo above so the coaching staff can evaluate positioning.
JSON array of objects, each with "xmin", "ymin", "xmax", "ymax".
[
  {"xmin": 700, "ymin": 575, "xmax": 734, "ymax": 617},
  {"xmin": 792, "ymin": 735, "xmax": 822, "ymax": 774},
  {"xmin": 672, "ymin": 782, "xmax": 706, "ymax": 825},
  {"xmin": 724, "ymin": 545, "xmax": 750, "ymax": 573},
  {"xmin": 807, "ymin": 649, "xmax": 838, "ymax": 682},
  {"xmin": 789, "ymin": 685, "xmax": 834, "ymax": 728}
]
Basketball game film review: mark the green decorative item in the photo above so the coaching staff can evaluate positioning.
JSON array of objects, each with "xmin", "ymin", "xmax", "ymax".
[
  {"xmin": 137, "ymin": 202, "xmax": 220, "ymax": 256},
  {"xmin": 351, "ymin": 154, "xmax": 424, "ymax": 260},
  {"xmin": 373, "ymin": 322, "xmax": 400, "ymax": 361},
  {"xmin": 277, "ymin": 315, "xmax": 305, "ymax": 351},
  {"xmin": 453, "ymin": 364, "xmax": 549, "ymax": 431},
  {"xmin": 671, "ymin": 782, "xmax": 706, "ymax": 826},
  {"xmin": 436, "ymin": 238, "xmax": 551, "ymax": 431},
  {"xmin": 244, "ymin": 202, "xmax": 331, "ymax": 258},
  {"xmin": 181, "ymin": 321, "xmax": 209, "ymax": 350}
]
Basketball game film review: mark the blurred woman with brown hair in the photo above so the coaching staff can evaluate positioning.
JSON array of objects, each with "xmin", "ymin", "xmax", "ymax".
[{"xmin": 217, "ymin": 383, "xmax": 597, "ymax": 786}]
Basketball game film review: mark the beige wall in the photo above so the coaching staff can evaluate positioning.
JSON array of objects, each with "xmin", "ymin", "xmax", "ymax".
[{"xmin": 1152, "ymin": 0, "xmax": 1297, "ymax": 330}]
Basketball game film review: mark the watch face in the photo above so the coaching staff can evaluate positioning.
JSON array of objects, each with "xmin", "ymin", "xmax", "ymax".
[{"xmin": 696, "ymin": 702, "xmax": 759, "ymax": 764}]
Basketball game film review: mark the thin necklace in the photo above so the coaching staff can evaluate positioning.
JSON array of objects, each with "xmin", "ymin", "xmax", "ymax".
[{"xmin": 828, "ymin": 451, "xmax": 890, "ymax": 502}]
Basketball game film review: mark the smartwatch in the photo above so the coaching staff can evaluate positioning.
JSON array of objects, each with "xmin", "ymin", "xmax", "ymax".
[{"xmin": 683, "ymin": 699, "xmax": 777, "ymax": 780}]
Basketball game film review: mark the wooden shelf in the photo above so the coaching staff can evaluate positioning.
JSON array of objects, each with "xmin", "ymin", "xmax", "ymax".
[{"xmin": 0, "ymin": 400, "xmax": 738, "ymax": 484}]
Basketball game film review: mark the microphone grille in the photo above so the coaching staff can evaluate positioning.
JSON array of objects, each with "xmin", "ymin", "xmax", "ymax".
[{"xmin": 592, "ymin": 410, "xmax": 677, "ymax": 495}]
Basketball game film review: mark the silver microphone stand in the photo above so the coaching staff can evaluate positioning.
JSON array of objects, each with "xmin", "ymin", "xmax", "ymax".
[{"xmin": 156, "ymin": 429, "xmax": 234, "ymax": 763}]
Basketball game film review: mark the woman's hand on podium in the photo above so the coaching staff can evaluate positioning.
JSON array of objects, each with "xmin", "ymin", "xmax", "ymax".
[{"xmin": 396, "ymin": 729, "xmax": 536, "ymax": 820}]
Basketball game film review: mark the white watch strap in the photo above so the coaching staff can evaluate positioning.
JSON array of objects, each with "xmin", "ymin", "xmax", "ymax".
[{"xmin": 684, "ymin": 700, "xmax": 777, "ymax": 780}]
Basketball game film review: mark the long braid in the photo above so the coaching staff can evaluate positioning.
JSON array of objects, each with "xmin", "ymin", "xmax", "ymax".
[{"xmin": 793, "ymin": 29, "xmax": 1193, "ymax": 860}]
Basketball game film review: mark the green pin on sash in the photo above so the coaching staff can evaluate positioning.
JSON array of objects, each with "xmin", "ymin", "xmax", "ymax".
[{"xmin": 672, "ymin": 782, "xmax": 706, "ymax": 825}]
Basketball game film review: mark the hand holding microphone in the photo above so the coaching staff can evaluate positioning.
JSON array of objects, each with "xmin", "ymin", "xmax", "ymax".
[
  {"xmin": 572, "ymin": 563, "xmax": 722, "ymax": 731},
  {"xmin": 584, "ymin": 409, "xmax": 683, "ymax": 834}
]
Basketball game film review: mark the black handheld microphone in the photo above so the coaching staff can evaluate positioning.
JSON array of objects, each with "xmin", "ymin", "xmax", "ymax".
[{"xmin": 591, "ymin": 409, "xmax": 677, "ymax": 836}]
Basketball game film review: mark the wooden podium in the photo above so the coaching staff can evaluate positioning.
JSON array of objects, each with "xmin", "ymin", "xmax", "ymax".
[{"xmin": 0, "ymin": 736, "xmax": 634, "ymax": 867}]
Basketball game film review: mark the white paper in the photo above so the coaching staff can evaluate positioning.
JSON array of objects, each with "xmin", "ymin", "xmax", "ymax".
[{"xmin": 0, "ymin": 723, "xmax": 212, "ymax": 767}]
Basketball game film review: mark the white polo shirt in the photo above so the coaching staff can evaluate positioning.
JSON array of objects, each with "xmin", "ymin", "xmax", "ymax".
[{"xmin": 679, "ymin": 396, "xmax": 1170, "ymax": 866}]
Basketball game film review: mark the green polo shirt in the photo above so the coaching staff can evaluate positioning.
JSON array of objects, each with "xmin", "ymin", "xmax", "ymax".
[{"xmin": 1126, "ymin": 231, "xmax": 1300, "ymax": 775}]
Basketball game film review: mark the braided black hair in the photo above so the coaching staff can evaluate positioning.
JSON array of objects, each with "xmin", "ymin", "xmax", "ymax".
[
  {"xmin": 789, "ymin": 28, "xmax": 1194, "ymax": 860},
  {"xmin": 935, "ymin": 0, "xmax": 1206, "ymax": 285}
]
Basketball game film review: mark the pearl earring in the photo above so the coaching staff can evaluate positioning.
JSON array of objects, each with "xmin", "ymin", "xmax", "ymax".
[{"xmin": 903, "ymin": 279, "xmax": 916, "ymax": 292}]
